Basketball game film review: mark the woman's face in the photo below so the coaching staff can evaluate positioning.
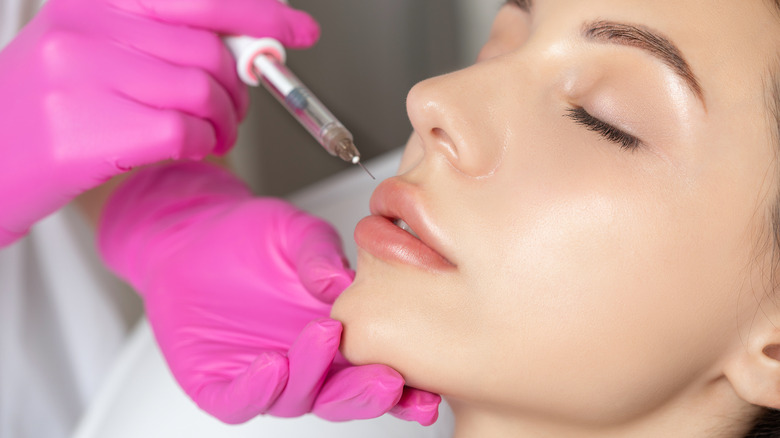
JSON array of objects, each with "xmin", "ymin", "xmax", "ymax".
[{"xmin": 332, "ymin": 0, "xmax": 780, "ymax": 427}]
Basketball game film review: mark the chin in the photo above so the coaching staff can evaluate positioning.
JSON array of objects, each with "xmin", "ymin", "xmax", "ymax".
[
  {"xmin": 330, "ymin": 262, "xmax": 417, "ymax": 377},
  {"xmin": 330, "ymin": 272, "xmax": 381, "ymax": 367}
]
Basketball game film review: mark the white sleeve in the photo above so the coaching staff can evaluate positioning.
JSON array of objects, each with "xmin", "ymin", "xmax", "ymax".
[
  {"xmin": 0, "ymin": 205, "xmax": 143, "ymax": 438},
  {"xmin": 0, "ymin": 0, "xmax": 46, "ymax": 48}
]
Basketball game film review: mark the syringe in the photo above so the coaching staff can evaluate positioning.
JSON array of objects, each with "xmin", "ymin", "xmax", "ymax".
[{"xmin": 225, "ymin": 36, "xmax": 374, "ymax": 179}]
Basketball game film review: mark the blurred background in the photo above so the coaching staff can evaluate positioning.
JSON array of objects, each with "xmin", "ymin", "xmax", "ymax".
[{"xmin": 231, "ymin": 0, "xmax": 502, "ymax": 195}]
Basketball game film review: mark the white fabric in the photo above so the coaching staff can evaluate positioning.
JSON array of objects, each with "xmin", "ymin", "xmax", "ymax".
[
  {"xmin": 0, "ymin": 207, "xmax": 143, "ymax": 438},
  {"xmin": 1, "ymin": 5, "xmax": 142, "ymax": 438},
  {"xmin": 0, "ymin": 0, "xmax": 43, "ymax": 47}
]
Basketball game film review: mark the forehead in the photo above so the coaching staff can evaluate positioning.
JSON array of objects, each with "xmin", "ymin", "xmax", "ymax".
[{"xmin": 506, "ymin": 0, "xmax": 780, "ymax": 106}]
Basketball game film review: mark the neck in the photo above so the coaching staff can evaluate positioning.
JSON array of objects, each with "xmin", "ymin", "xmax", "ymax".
[{"xmin": 445, "ymin": 384, "xmax": 759, "ymax": 438}]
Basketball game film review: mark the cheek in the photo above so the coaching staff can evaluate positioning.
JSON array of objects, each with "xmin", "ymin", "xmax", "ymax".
[
  {"xmin": 434, "ymin": 159, "xmax": 751, "ymax": 421},
  {"xmin": 334, "ymin": 110, "xmax": 764, "ymax": 423}
]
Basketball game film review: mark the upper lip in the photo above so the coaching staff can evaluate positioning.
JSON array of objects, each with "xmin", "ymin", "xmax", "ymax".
[{"xmin": 369, "ymin": 177, "xmax": 454, "ymax": 266}]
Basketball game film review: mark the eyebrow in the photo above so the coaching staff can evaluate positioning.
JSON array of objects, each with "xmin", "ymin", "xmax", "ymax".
[{"xmin": 583, "ymin": 20, "xmax": 705, "ymax": 106}]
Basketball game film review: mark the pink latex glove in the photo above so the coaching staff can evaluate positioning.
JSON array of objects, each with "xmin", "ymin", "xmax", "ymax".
[
  {"xmin": 98, "ymin": 161, "xmax": 441, "ymax": 425},
  {"xmin": 0, "ymin": 0, "xmax": 319, "ymax": 247}
]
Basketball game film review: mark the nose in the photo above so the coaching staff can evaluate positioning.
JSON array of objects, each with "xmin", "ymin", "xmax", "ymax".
[
  {"xmin": 476, "ymin": 4, "xmax": 531, "ymax": 63},
  {"xmin": 405, "ymin": 66, "xmax": 507, "ymax": 178}
]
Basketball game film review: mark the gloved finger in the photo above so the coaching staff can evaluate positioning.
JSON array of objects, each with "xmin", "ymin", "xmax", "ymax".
[
  {"xmin": 114, "ymin": 108, "xmax": 217, "ymax": 169},
  {"xmin": 48, "ymin": 33, "xmax": 226, "ymax": 161},
  {"xmin": 107, "ymin": 13, "xmax": 250, "ymax": 120},
  {"xmin": 388, "ymin": 387, "xmax": 442, "ymax": 426},
  {"xmin": 56, "ymin": 95, "xmax": 216, "ymax": 172},
  {"xmin": 116, "ymin": 0, "xmax": 320, "ymax": 49},
  {"xmin": 312, "ymin": 364, "xmax": 404, "ymax": 421},
  {"xmin": 284, "ymin": 209, "xmax": 354, "ymax": 304},
  {"xmin": 194, "ymin": 351, "xmax": 289, "ymax": 424},
  {"xmin": 267, "ymin": 318, "xmax": 341, "ymax": 417},
  {"xmin": 111, "ymin": 53, "xmax": 239, "ymax": 155}
]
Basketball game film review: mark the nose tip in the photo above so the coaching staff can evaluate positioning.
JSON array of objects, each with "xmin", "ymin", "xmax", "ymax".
[{"xmin": 406, "ymin": 74, "xmax": 505, "ymax": 178}]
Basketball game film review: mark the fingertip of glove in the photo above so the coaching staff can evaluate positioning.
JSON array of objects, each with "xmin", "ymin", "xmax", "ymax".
[
  {"xmin": 366, "ymin": 365, "xmax": 405, "ymax": 394},
  {"xmin": 287, "ymin": 319, "xmax": 342, "ymax": 368},
  {"xmin": 319, "ymin": 271, "xmax": 355, "ymax": 302},
  {"xmin": 303, "ymin": 265, "xmax": 354, "ymax": 304},
  {"xmin": 333, "ymin": 364, "xmax": 404, "ymax": 397},
  {"xmin": 285, "ymin": 10, "xmax": 321, "ymax": 48},
  {"xmin": 413, "ymin": 408, "xmax": 440, "ymax": 427},
  {"xmin": 245, "ymin": 351, "xmax": 290, "ymax": 393},
  {"xmin": 390, "ymin": 390, "xmax": 442, "ymax": 426},
  {"xmin": 310, "ymin": 318, "xmax": 343, "ymax": 339},
  {"xmin": 295, "ymin": 318, "xmax": 342, "ymax": 350}
]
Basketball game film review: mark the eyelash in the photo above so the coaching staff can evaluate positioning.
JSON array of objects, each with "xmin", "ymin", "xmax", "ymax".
[
  {"xmin": 505, "ymin": 0, "xmax": 531, "ymax": 12},
  {"xmin": 564, "ymin": 107, "xmax": 641, "ymax": 150},
  {"xmin": 500, "ymin": 3, "xmax": 638, "ymax": 150}
]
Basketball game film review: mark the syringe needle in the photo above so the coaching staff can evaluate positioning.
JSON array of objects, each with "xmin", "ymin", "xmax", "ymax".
[
  {"xmin": 357, "ymin": 161, "xmax": 375, "ymax": 180},
  {"xmin": 225, "ymin": 36, "xmax": 373, "ymax": 172}
]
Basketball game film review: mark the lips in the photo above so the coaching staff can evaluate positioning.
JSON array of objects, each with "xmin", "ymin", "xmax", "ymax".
[
  {"xmin": 354, "ymin": 177, "xmax": 455, "ymax": 271},
  {"xmin": 393, "ymin": 219, "xmax": 419, "ymax": 239}
]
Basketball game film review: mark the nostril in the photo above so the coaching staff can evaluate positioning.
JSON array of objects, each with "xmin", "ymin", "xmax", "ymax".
[
  {"xmin": 431, "ymin": 127, "xmax": 459, "ymax": 162},
  {"xmin": 764, "ymin": 344, "xmax": 780, "ymax": 361}
]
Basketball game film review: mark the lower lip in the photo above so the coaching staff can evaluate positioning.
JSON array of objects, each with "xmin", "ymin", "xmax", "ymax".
[{"xmin": 354, "ymin": 215, "xmax": 454, "ymax": 271}]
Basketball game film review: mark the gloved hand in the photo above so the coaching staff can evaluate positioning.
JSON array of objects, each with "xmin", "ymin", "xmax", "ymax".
[
  {"xmin": 98, "ymin": 161, "xmax": 441, "ymax": 425},
  {"xmin": 0, "ymin": 0, "xmax": 319, "ymax": 247}
]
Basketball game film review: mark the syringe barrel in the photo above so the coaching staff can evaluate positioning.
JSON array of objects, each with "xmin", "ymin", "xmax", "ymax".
[{"xmin": 253, "ymin": 56, "xmax": 352, "ymax": 159}]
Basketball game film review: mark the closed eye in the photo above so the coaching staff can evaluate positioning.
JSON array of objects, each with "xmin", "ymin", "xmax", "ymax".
[
  {"xmin": 565, "ymin": 107, "xmax": 641, "ymax": 150},
  {"xmin": 505, "ymin": 0, "xmax": 531, "ymax": 12}
]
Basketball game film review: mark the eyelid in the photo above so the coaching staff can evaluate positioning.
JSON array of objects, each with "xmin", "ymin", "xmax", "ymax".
[
  {"xmin": 565, "ymin": 107, "xmax": 641, "ymax": 150},
  {"xmin": 505, "ymin": 0, "xmax": 531, "ymax": 13}
]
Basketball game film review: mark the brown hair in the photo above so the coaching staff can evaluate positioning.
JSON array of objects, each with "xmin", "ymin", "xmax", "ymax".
[{"xmin": 745, "ymin": 2, "xmax": 780, "ymax": 436}]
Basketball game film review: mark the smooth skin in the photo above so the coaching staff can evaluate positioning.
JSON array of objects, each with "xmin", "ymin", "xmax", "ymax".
[{"xmin": 332, "ymin": 1, "xmax": 780, "ymax": 437}]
